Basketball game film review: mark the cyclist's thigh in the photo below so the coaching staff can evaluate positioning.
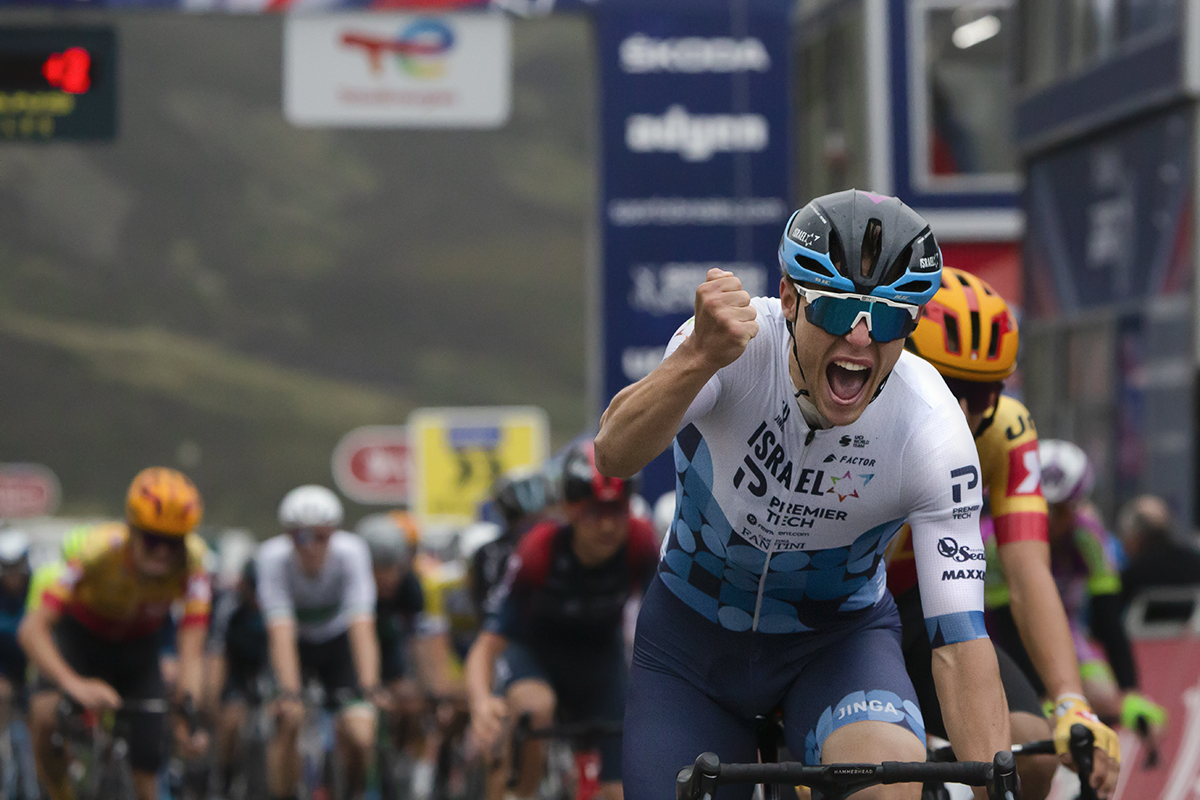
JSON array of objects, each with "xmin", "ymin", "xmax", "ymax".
[
  {"xmin": 114, "ymin": 632, "xmax": 169, "ymax": 775},
  {"xmin": 781, "ymin": 609, "xmax": 924, "ymax": 766},
  {"xmin": 549, "ymin": 647, "xmax": 625, "ymax": 783},
  {"xmin": 623, "ymin": 653, "xmax": 757, "ymax": 800},
  {"xmin": 995, "ymin": 643, "xmax": 1043, "ymax": 721}
]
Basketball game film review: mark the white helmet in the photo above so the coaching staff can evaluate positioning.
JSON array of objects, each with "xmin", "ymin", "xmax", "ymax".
[
  {"xmin": 1038, "ymin": 440, "xmax": 1094, "ymax": 505},
  {"xmin": 0, "ymin": 530, "xmax": 30, "ymax": 569},
  {"xmin": 278, "ymin": 485, "xmax": 344, "ymax": 529},
  {"xmin": 459, "ymin": 521, "xmax": 503, "ymax": 562}
]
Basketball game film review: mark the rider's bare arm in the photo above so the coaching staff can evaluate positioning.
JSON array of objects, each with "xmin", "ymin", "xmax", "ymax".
[
  {"xmin": 464, "ymin": 630, "xmax": 507, "ymax": 712},
  {"xmin": 266, "ymin": 619, "xmax": 303, "ymax": 695},
  {"xmin": 596, "ymin": 269, "xmax": 757, "ymax": 478},
  {"xmin": 346, "ymin": 614, "xmax": 381, "ymax": 692},
  {"xmin": 18, "ymin": 602, "xmax": 80, "ymax": 693},
  {"xmin": 1000, "ymin": 540, "xmax": 1083, "ymax": 699},
  {"xmin": 933, "ymin": 638, "xmax": 1012, "ymax": 800},
  {"xmin": 175, "ymin": 622, "xmax": 208, "ymax": 704}
]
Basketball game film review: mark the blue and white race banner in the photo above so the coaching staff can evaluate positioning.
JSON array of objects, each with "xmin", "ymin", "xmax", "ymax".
[{"xmin": 595, "ymin": 0, "xmax": 792, "ymax": 501}]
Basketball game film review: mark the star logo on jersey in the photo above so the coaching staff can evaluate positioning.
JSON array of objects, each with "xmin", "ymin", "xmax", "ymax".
[{"xmin": 827, "ymin": 471, "xmax": 874, "ymax": 502}]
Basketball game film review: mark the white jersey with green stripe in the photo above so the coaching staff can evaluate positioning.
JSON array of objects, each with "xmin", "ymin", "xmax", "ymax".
[
  {"xmin": 659, "ymin": 297, "xmax": 988, "ymax": 645},
  {"xmin": 256, "ymin": 531, "xmax": 375, "ymax": 644}
]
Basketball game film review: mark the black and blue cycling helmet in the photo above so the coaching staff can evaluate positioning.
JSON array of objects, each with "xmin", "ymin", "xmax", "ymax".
[{"xmin": 778, "ymin": 189, "xmax": 942, "ymax": 306}]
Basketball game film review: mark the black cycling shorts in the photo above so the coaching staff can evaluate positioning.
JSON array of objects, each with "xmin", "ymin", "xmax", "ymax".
[
  {"xmin": 897, "ymin": 587, "xmax": 1044, "ymax": 740},
  {"xmin": 36, "ymin": 615, "xmax": 167, "ymax": 773},
  {"xmin": 298, "ymin": 631, "xmax": 361, "ymax": 708}
]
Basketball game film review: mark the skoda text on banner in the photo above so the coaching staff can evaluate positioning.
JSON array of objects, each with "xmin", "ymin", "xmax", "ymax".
[{"xmin": 596, "ymin": 3, "xmax": 791, "ymax": 500}]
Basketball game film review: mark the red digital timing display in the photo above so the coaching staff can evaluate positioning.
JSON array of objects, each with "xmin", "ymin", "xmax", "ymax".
[{"xmin": 41, "ymin": 47, "xmax": 91, "ymax": 94}]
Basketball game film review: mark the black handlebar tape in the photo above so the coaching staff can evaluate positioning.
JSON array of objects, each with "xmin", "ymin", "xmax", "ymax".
[
  {"xmin": 878, "ymin": 760, "xmax": 992, "ymax": 785},
  {"xmin": 1070, "ymin": 724, "xmax": 1097, "ymax": 800},
  {"xmin": 1011, "ymin": 740, "xmax": 1056, "ymax": 756}
]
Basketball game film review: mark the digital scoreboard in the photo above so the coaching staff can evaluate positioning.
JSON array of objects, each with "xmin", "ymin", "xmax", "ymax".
[{"xmin": 0, "ymin": 27, "xmax": 116, "ymax": 142}]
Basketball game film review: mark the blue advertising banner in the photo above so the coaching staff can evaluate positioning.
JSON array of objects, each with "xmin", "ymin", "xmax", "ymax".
[
  {"xmin": 595, "ymin": 0, "xmax": 792, "ymax": 502},
  {"xmin": 1024, "ymin": 106, "xmax": 1193, "ymax": 318}
]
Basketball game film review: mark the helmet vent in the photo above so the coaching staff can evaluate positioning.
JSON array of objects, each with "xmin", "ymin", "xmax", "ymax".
[
  {"xmin": 955, "ymin": 272, "xmax": 971, "ymax": 288},
  {"xmin": 795, "ymin": 254, "xmax": 834, "ymax": 278},
  {"xmin": 969, "ymin": 310, "xmax": 982, "ymax": 352},
  {"xmin": 861, "ymin": 218, "xmax": 883, "ymax": 278},
  {"xmin": 987, "ymin": 320, "xmax": 1001, "ymax": 358},
  {"xmin": 828, "ymin": 227, "xmax": 847, "ymax": 273},
  {"xmin": 895, "ymin": 279, "xmax": 932, "ymax": 295},
  {"xmin": 882, "ymin": 243, "xmax": 912, "ymax": 286},
  {"xmin": 945, "ymin": 316, "xmax": 961, "ymax": 354}
]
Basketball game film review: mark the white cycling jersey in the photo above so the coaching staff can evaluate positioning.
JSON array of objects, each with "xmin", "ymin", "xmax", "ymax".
[
  {"xmin": 256, "ymin": 531, "xmax": 376, "ymax": 644},
  {"xmin": 659, "ymin": 297, "xmax": 987, "ymax": 643}
]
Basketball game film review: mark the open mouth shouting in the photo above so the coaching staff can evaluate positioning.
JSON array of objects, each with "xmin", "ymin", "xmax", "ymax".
[{"xmin": 825, "ymin": 357, "xmax": 874, "ymax": 407}]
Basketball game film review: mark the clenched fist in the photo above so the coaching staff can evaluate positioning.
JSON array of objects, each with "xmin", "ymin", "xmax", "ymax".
[{"xmin": 690, "ymin": 269, "xmax": 759, "ymax": 370}]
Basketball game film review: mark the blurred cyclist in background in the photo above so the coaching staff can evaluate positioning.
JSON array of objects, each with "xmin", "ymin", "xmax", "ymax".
[
  {"xmin": 895, "ymin": 268, "xmax": 1119, "ymax": 797},
  {"xmin": 211, "ymin": 559, "xmax": 268, "ymax": 799},
  {"xmin": 257, "ymin": 484, "xmax": 383, "ymax": 800},
  {"xmin": 20, "ymin": 467, "xmax": 211, "ymax": 800},
  {"xmin": 357, "ymin": 512, "xmax": 435, "ymax": 795},
  {"xmin": 469, "ymin": 468, "xmax": 551, "ymax": 611},
  {"xmin": 0, "ymin": 531, "xmax": 32, "ymax": 712},
  {"xmin": 466, "ymin": 439, "xmax": 658, "ymax": 800},
  {"xmin": 989, "ymin": 440, "xmax": 1166, "ymax": 744}
]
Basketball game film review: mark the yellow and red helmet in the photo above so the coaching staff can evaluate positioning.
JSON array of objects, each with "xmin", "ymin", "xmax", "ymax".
[
  {"xmin": 907, "ymin": 268, "xmax": 1019, "ymax": 382},
  {"xmin": 126, "ymin": 467, "xmax": 203, "ymax": 537}
]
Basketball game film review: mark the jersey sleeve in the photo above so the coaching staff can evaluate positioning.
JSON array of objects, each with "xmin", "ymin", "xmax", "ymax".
[
  {"xmin": 902, "ymin": 403, "xmax": 990, "ymax": 648},
  {"xmin": 255, "ymin": 539, "xmax": 295, "ymax": 624},
  {"xmin": 180, "ymin": 535, "xmax": 212, "ymax": 629},
  {"xmin": 342, "ymin": 534, "xmax": 377, "ymax": 619},
  {"xmin": 481, "ymin": 522, "xmax": 554, "ymax": 639},
  {"xmin": 663, "ymin": 317, "xmax": 721, "ymax": 427},
  {"xmin": 979, "ymin": 397, "xmax": 1048, "ymax": 546},
  {"xmin": 40, "ymin": 525, "xmax": 115, "ymax": 615}
]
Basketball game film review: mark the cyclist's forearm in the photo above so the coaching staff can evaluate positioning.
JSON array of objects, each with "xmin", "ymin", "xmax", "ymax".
[
  {"xmin": 267, "ymin": 619, "xmax": 302, "ymax": 693},
  {"xmin": 932, "ymin": 638, "xmax": 1011, "ymax": 765},
  {"xmin": 18, "ymin": 606, "xmax": 81, "ymax": 692},
  {"xmin": 1000, "ymin": 541, "xmax": 1083, "ymax": 698},
  {"xmin": 464, "ymin": 632, "xmax": 506, "ymax": 710},
  {"xmin": 175, "ymin": 623, "xmax": 207, "ymax": 703},
  {"xmin": 346, "ymin": 615, "xmax": 380, "ymax": 690},
  {"xmin": 595, "ymin": 340, "xmax": 717, "ymax": 478}
]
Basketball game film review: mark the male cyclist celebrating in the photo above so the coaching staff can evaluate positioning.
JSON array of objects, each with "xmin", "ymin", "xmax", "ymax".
[
  {"xmin": 256, "ymin": 484, "xmax": 381, "ymax": 800},
  {"xmin": 597, "ymin": 190, "xmax": 1009, "ymax": 800},
  {"xmin": 896, "ymin": 268, "xmax": 1120, "ymax": 798},
  {"xmin": 21, "ymin": 468, "xmax": 210, "ymax": 800}
]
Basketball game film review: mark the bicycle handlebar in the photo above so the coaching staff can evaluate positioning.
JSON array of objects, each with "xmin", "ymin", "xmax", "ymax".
[{"xmin": 675, "ymin": 750, "xmax": 1019, "ymax": 800}]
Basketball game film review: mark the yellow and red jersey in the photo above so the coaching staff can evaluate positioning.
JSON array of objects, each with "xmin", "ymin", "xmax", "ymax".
[
  {"xmin": 887, "ymin": 394, "xmax": 1048, "ymax": 596},
  {"xmin": 40, "ymin": 522, "xmax": 211, "ymax": 641}
]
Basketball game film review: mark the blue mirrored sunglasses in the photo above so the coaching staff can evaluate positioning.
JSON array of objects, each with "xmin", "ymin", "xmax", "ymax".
[{"xmin": 801, "ymin": 288, "xmax": 920, "ymax": 342}]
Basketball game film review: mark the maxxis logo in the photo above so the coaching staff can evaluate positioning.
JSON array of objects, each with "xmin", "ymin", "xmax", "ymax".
[{"xmin": 625, "ymin": 106, "xmax": 769, "ymax": 162}]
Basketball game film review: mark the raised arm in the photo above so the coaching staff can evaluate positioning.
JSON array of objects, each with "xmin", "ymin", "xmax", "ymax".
[{"xmin": 595, "ymin": 269, "xmax": 757, "ymax": 478}]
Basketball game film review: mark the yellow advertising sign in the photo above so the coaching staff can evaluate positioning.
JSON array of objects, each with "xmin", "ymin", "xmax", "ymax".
[{"xmin": 409, "ymin": 406, "xmax": 549, "ymax": 527}]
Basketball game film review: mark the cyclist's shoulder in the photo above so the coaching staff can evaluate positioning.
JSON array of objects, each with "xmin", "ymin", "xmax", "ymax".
[
  {"xmin": 626, "ymin": 517, "xmax": 660, "ymax": 562},
  {"xmin": 979, "ymin": 395, "xmax": 1037, "ymax": 451},
  {"xmin": 183, "ymin": 532, "xmax": 209, "ymax": 570},
  {"xmin": 256, "ymin": 533, "xmax": 292, "ymax": 564},
  {"xmin": 328, "ymin": 530, "xmax": 370, "ymax": 562},
  {"xmin": 63, "ymin": 522, "xmax": 128, "ymax": 566}
]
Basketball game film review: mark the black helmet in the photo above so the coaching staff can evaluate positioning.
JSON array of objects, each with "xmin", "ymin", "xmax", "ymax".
[
  {"xmin": 492, "ymin": 468, "xmax": 550, "ymax": 523},
  {"xmin": 561, "ymin": 440, "xmax": 637, "ymax": 504},
  {"xmin": 778, "ymin": 189, "xmax": 941, "ymax": 305}
]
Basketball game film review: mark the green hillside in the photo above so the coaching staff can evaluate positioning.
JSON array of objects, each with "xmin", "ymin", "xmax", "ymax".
[{"xmin": 0, "ymin": 12, "xmax": 595, "ymax": 533}]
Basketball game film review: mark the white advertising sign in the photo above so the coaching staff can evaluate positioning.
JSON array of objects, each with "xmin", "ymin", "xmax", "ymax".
[{"xmin": 284, "ymin": 13, "xmax": 512, "ymax": 128}]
